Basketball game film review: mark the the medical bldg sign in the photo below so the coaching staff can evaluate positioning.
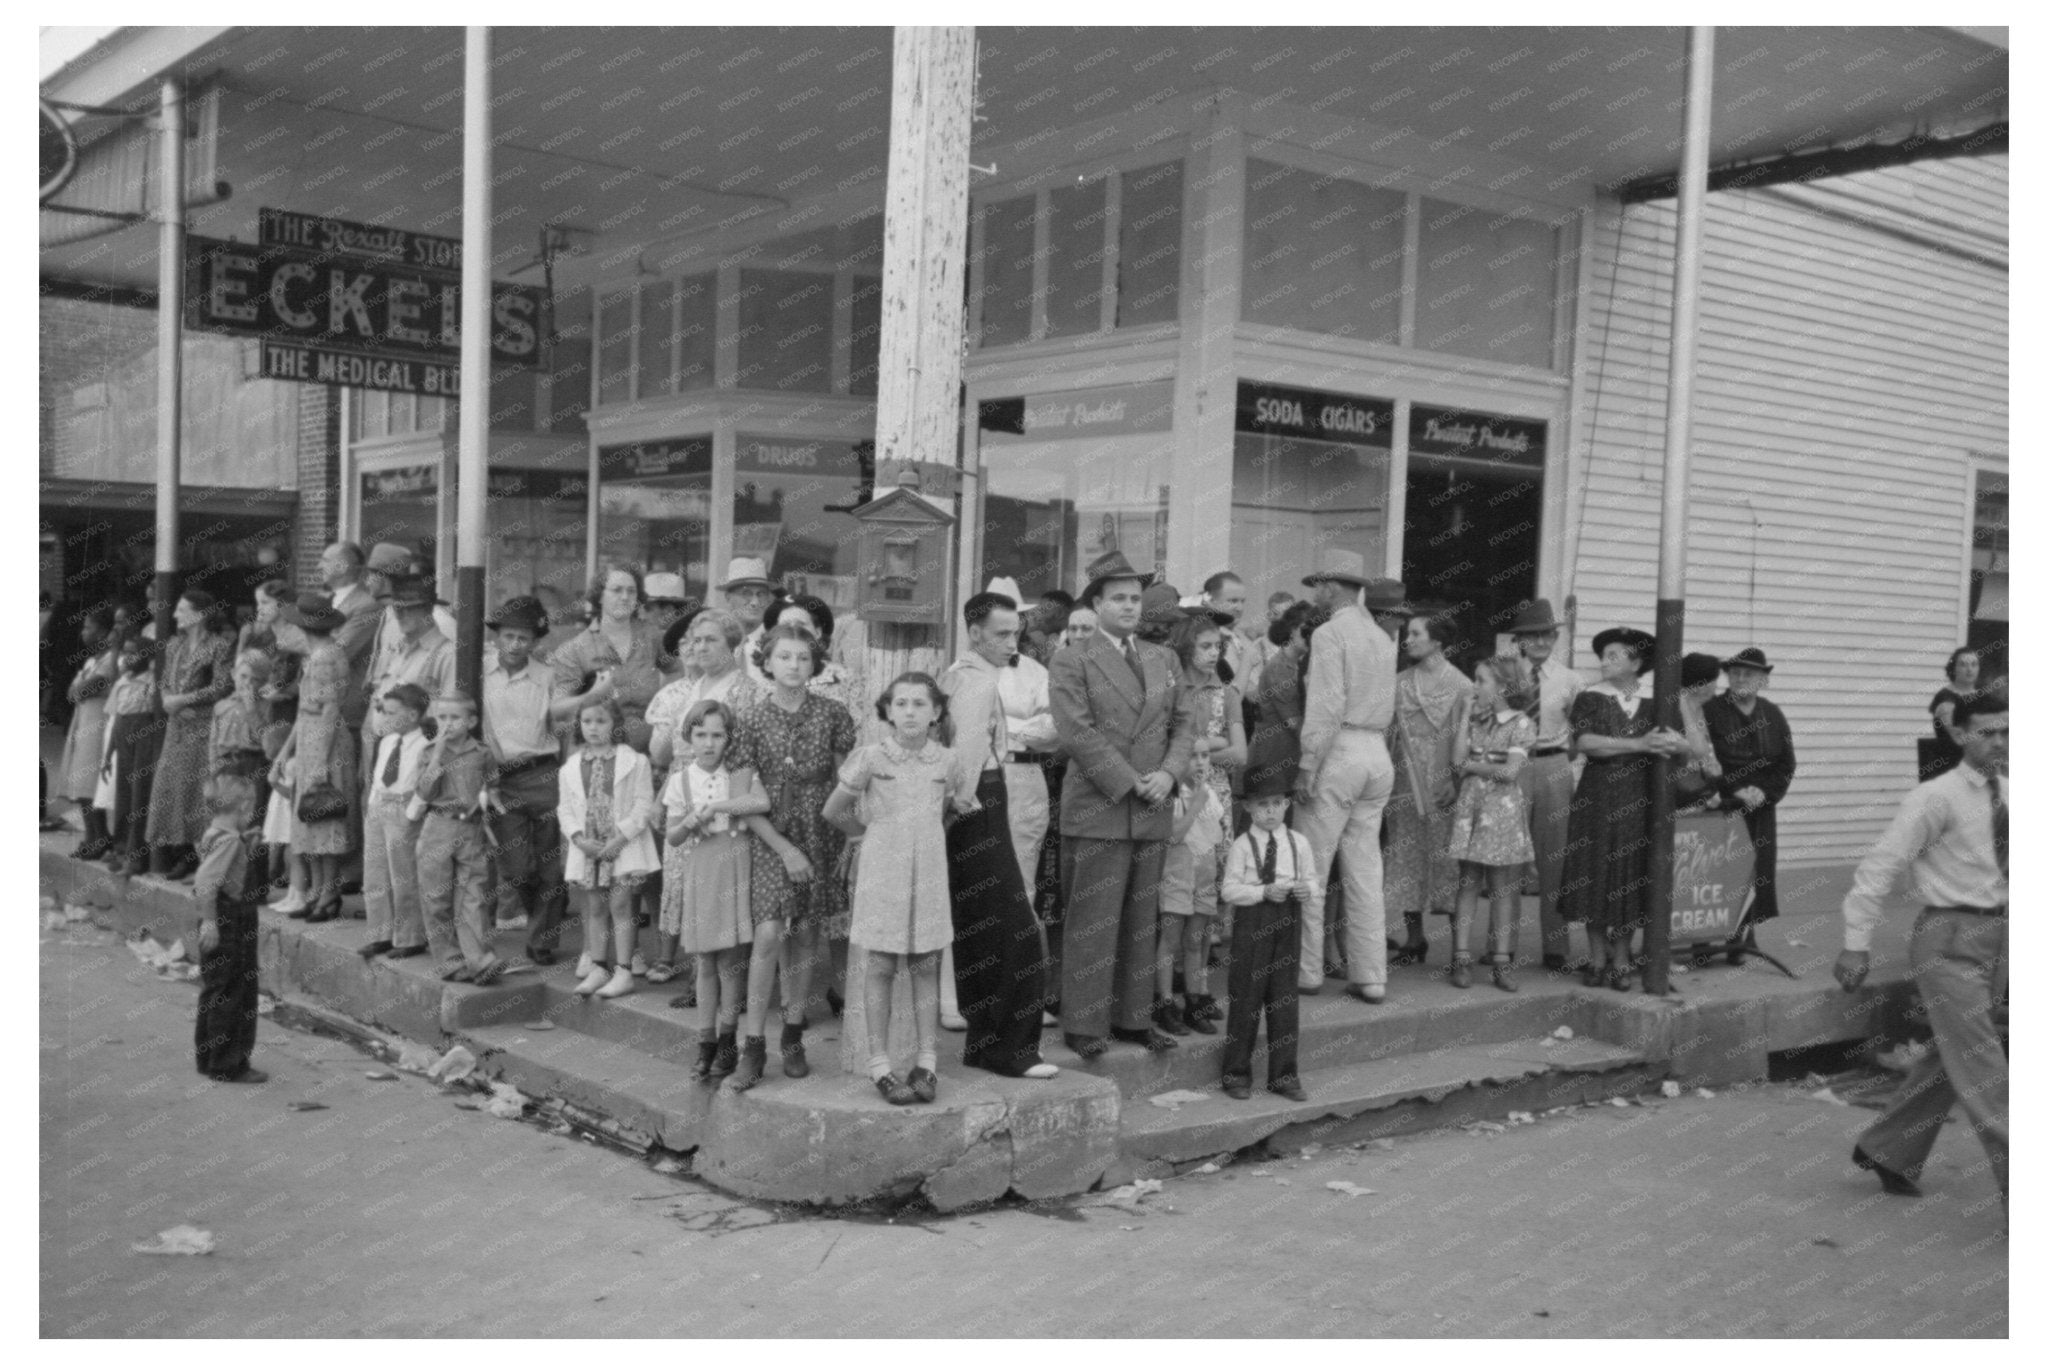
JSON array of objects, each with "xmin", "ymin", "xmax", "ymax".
[{"xmin": 184, "ymin": 209, "xmax": 545, "ymax": 395}]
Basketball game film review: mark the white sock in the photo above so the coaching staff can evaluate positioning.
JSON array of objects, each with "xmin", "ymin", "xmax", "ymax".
[
  {"xmin": 868, "ymin": 1055, "xmax": 893, "ymax": 1081},
  {"xmin": 915, "ymin": 1050, "xmax": 937, "ymax": 1073}
]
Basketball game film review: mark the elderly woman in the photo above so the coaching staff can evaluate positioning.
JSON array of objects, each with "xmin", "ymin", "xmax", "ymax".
[
  {"xmin": 1385, "ymin": 613, "xmax": 1473, "ymax": 966},
  {"xmin": 1704, "ymin": 647, "xmax": 1797, "ymax": 947},
  {"xmin": 145, "ymin": 590, "xmax": 238, "ymax": 878},
  {"xmin": 1673, "ymin": 652, "xmax": 1725, "ymax": 810},
  {"xmin": 549, "ymin": 564, "xmax": 666, "ymax": 753},
  {"xmin": 647, "ymin": 609, "xmax": 750, "ymax": 773},
  {"xmin": 274, "ymin": 594, "xmax": 358, "ymax": 921},
  {"xmin": 1926, "ymin": 646, "xmax": 1982, "ymax": 779},
  {"xmin": 1558, "ymin": 627, "xmax": 1691, "ymax": 990}
]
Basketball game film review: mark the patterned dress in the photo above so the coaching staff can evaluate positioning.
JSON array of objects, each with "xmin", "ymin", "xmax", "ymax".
[
  {"xmin": 1385, "ymin": 663, "xmax": 1473, "ymax": 918},
  {"xmin": 145, "ymin": 627, "xmax": 236, "ymax": 845},
  {"xmin": 659, "ymin": 763, "xmax": 753, "ymax": 952},
  {"xmin": 287, "ymin": 640, "xmax": 359, "ymax": 857},
  {"xmin": 1446, "ymin": 710, "xmax": 1537, "ymax": 866},
  {"xmin": 578, "ymin": 749, "xmax": 621, "ymax": 889},
  {"xmin": 839, "ymin": 740, "xmax": 968, "ymax": 955},
  {"xmin": 1559, "ymin": 684, "xmax": 1659, "ymax": 939},
  {"xmin": 729, "ymin": 690, "xmax": 857, "ymax": 929}
]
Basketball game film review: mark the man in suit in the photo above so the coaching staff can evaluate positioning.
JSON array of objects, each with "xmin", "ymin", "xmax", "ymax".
[
  {"xmin": 319, "ymin": 541, "xmax": 386, "ymax": 731},
  {"xmin": 1049, "ymin": 551, "xmax": 1197, "ymax": 1057}
]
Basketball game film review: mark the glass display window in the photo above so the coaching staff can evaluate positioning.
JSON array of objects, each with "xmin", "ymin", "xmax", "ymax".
[
  {"xmin": 1416, "ymin": 199, "xmax": 1561, "ymax": 369},
  {"xmin": 598, "ymin": 438, "xmax": 714, "ymax": 601},
  {"xmin": 597, "ymin": 290, "xmax": 634, "ymax": 406},
  {"xmin": 732, "ymin": 434, "xmax": 871, "ymax": 611},
  {"xmin": 1402, "ymin": 404, "xmax": 1546, "ymax": 653},
  {"xmin": 975, "ymin": 381, "xmax": 1175, "ymax": 599},
  {"xmin": 846, "ymin": 275, "xmax": 882, "ymax": 396},
  {"xmin": 1116, "ymin": 160, "xmax": 1182, "ymax": 328},
  {"xmin": 637, "ymin": 279, "xmax": 675, "ymax": 400},
  {"xmin": 485, "ymin": 468, "xmax": 590, "ymax": 618},
  {"xmin": 1242, "ymin": 159, "xmax": 1406, "ymax": 343},
  {"xmin": 736, "ymin": 269, "xmax": 834, "ymax": 393},
  {"xmin": 1230, "ymin": 380, "xmax": 1393, "ymax": 603},
  {"xmin": 974, "ymin": 194, "xmax": 1038, "ymax": 348},
  {"xmin": 359, "ymin": 464, "xmax": 438, "ymax": 568},
  {"xmin": 1046, "ymin": 177, "xmax": 1109, "ymax": 338}
]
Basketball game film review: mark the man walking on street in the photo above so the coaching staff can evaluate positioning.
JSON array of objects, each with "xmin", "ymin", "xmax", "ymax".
[
  {"xmin": 1835, "ymin": 693, "xmax": 2007, "ymax": 1203},
  {"xmin": 1050, "ymin": 551, "xmax": 1196, "ymax": 1056},
  {"xmin": 1293, "ymin": 553, "xmax": 1399, "ymax": 1001},
  {"xmin": 1511, "ymin": 599, "xmax": 1583, "ymax": 972}
]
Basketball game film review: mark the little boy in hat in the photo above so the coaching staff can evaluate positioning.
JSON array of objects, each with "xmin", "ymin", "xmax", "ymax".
[
  {"xmin": 407, "ymin": 690, "xmax": 506, "ymax": 984},
  {"xmin": 193, "ymin": 772, "xmax": 267, "ymax": 1083},
  {"xmin": 1217, "ymin": 769, "xmax": 1322, "ymax": 1101}
]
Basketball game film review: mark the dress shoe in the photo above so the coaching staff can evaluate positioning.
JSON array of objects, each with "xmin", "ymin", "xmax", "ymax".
[
  {"xmin": 1151, "ymin": 998, "xmax": 1190, "ymax": 1036},
  {"xmin": 1297, "ymin": 981, "xmax": 1323, "ymax": 996},
  {"xmin": 472, "ymin": 957, "xmax": 508, "ymax": 987},
  {"xmin": 1063, "ymin": 1032, "xmax": 1108, "ymax": 1059},
  {"xmin": 1852, "ymin": 1145, "xmax": 1921, "ymax": 1197},
  {"xmin": 779, "ymin": 1022, "xmax": 809, "ymax": 1078},
  {"xmin": 356, "ymin": 940, "xmax": 394, "ymax": 959},
  {"xmin": 1183, "ymin": 994, "xmax": 1220, "ymax": 1035},
  {"xmin": 1448, "ymin": 954, "xmax": 1473, "ymax": 989},
  {"xmin": 1268, "ymin": 1077, "xmax": 1309, "ymax": 1103},
  {"xmin": 1221, "ymin": 1077, "xmax": 1253, "ymax": 1101},
  {"xmin": 875, "ymin": 1072, "xmax": 917, "ymax": 1105},
  {"xmin": 211, "ymin": 1067, "xmax": 269, "ymax": 1084},
  {"xmin": 1343, "ymin": 984, "xmax": 1388, "ymax": 1004},
  {"xmin": 527, "ymin": 947, "xmax": 557, "ymax": 967},
  {"xmin": 1541, "ymin": 954, "xmax": 1570, "ymax": 974},
  {"xmin": 906, "ymin": 1065, "xmax": 938, "ymax": 1104},
  {"xmin": 1110, "ymin": 1025, "xmax": 1178, "ymax": 1052},
  {"xmin": 593, "ymin": 966, "xmax": 634, "ymax": 997},
  {"xmin": 385, "ymin": 944, "xmax": 428, "ymax": 960},
  {"xmin": 939, "ymin": 1011, "xmax": 969, "ymax": 1032}
]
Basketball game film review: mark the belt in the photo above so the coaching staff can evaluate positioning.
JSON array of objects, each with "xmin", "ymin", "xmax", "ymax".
[
  {"xmin": 425, "ymin": 806, "xmax": 483, "ymax": 824},
  {"xmin": 1340, "ymin": 723, "xmax": 1385, "ymax": 733},
  {"xmin": 1925, "ymin": 903, "xmax": 2007, "ymax": 918},
  {"xmin": 1529, "ymin": 745, "xmax": 1569, "ymax": 758},
  {"xmin": 1004, "ymin": 751, "xmax": 1060, "ymax": 768},
  {"xmin": 498, "ymin": 753, "xmax": 559, "ymax": 777}
]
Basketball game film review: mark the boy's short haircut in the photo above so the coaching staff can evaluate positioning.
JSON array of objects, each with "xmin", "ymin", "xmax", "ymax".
[
  {"xmin": 434, "ymin": 689, "xmax": 479, "ymax": 717},
  {"xmin": 384, "ymin": 682, "xmax": 432, "ymax": 719},
  {"xmin": 204, "ymin": 772, "xmax": 259, "ymax": 816},
  {"xmin": 234, "ymin": 649, "xmax": 273, "ymax": 686}
]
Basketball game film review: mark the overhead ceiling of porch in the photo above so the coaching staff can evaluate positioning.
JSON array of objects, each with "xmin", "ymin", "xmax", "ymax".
[{"xmin": 41, "ymin": 25, "xmax": 2007, "ymax": 296}]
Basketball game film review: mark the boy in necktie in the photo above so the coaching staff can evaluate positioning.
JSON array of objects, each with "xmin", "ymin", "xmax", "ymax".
[{"xmin": 1217, "ymin": 771, "xmax": 1323, "ymax": 1101}]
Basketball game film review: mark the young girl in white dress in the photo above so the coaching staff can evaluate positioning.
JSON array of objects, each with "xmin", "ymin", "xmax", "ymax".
[{"xmin": 1445, "ymin": 654, "xmax": 1539, "ymax": 993}]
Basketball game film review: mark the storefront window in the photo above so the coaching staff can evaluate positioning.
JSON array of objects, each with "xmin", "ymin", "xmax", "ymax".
[
  {"xmin": 976, "ymin": 382, "xmax": 1175, "ymax": 599},
  {"xmin": 1967, "ymin": 467, "xmax": 2008, "ymax": 674},
  {"xmin": 736, "ymin": 269, "xmax": 833, "ymax": 393},
  {"xmin": 1402, "ymin": 404, "xmax": 1545, "ymax": 652},
  {"xmin": 676, "ymin": 272, "xmax": 715, "ymax": 392},
  {"xmin": 975, "ymin": 194, "xmax": 1037, "ymax": 347},
  {"xmin": 598, "ymin": 438, "xmax": 713, "ymax": 602},
  {"xmin": 733, "ymin": 434, "xmax": 869, "ymax": 610},
  {"xmin": 1242, "ymin": 159, "xmax": 1405, "ymax": 344},
  {"xmin": 638, "ymin": 279, "xmax": 675, "ymax": 399},
  {"xmin": 597, "ymin": 291, "xmax": 634, "ymax": 406},
  {"xmin": 547, "ymin": 286, "xmax": 592, "ymax": 431},
  {"xmin": 1116, "ymin": 160, "xmax": 1181, "ymax": 328},
  {"xmin": 846, "ymin": 275, "xmax": 882, "ymax": 396},
  {"xmin": 1046, "ymin": 178, "xmax": 1109, "ymax": 338},
  {"xmin": 486, "ymin": 469, "xmax": 590, "ymax": 618},
  {"xmin": 359, "ymin": 464, "xmax": 438, "ymax": 566},
  {"xmin": 1416, "ymin": 199, "xmax": 1560, "ymax": 369},
  {"xmin": 1230, "ymin": 381, "xmax": 1393, "ymax": 602}
]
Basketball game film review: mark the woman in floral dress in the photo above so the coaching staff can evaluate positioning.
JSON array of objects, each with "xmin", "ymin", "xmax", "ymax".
[
  {"xmin": 274, "ymin": 595, "xmax": 359, "ymax": 921},
  {"xmin": 1384, "ymin": 614, "xmax": 1472, "ymax": 965},
  {"xmin": 145, "ymin": 590, "xmax": 237, "ymax": 876}
]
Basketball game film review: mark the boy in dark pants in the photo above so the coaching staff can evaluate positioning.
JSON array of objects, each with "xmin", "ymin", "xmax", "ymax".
[
  {"xmin": 409, "ymin": 691, "xmax": 505, "ymax": 984},
  {"xmin": 1217, "ymin": 776, "xmax": 1323, "ymax": 1101},
  {"xmin": 194, "ymin": 773, "xmax": 266, "ymax": 1083}
]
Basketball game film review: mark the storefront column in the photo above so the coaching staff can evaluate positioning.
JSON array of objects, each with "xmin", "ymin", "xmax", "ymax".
[
  {"xmin": 1552, "ymin": 205, "xmax": 1599, "ymax": 617},
  {"xmin": 453, "ymin": 25, "xmax": 491, "ymax": 695},
  {"xmin": 151, "ymin": 75, "xmax": 184, "ymax": 638},
  {"xmin": 1165, "ymin": 95, "xmax": 1244, "ymax": 588}
]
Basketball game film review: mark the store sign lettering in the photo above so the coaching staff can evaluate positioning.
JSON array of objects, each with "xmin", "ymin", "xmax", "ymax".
[
  {"xmin": 600, "ymin": 439, "xmax": 712, "ymax": 480},
  {"xmin": 1409, "ymin": 404, "xmax": 1545, "ymax": 467},
  {"xmin": 262, "ymin": 341, "xmax": 460, "ymax": 396},
  {"xmin": 1236, "ymin": 381, "xmax": 1394, "ymax": 447},
  {"xmin": 736, "ymin": 439, "xmax": 859, "ymax": 475},
  {"xmin": 260, "ymin": 207, "xmax": 464, "ymax": 273},
  {"xmin": 981, "ymin": 383, "xmax": 1175, "ymax": 441}
]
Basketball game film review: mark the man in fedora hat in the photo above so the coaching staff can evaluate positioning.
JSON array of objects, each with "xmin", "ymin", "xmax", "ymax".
[
  {"xmin": 362, "ymin": 576, "xmax": 458, "ymax": 853},
  {"xmin": 317, "ymin": 542, "xmax": 385, "ymax": 730},
  {"xmin": 1362, "ymin": 576, "xmax": 1414, "ymax": 641},
  {"xmin": 1295, "ymin": 550, "xmax": 1399, "ymax": 1001},
  {"xmin": 1510, "ymin": 598, "xmax": 1585, "ymax": 970},
  {"xmin": 1049, "ymin": 550, "xmax": 1197, "ymax": 1056},
  {"xmin": 641, "ymin": 572, "xmax": 696, "ymax": 679},
  {"xmin": 717, "ymin": 557, "xmax": 779, "ymax": 686},
  {"xmin": 482, "ymin": 596, "xmax": 578, "ymax": 964}
]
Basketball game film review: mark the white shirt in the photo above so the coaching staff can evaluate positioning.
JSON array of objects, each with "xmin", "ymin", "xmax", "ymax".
[
  {"xmin": 1841, "ymin": 763, "xmax": 2009, "ymax": 952},
  {"xmin": 369, "ymin": 729, "xmax": 429, "ymax": 800},
  {"xmin": 996, "ymin": 653, "xmax": 1058, "ymax": 758},
  {"xmin": 1219, "ymin": 826, "xmax": 1325, "ymax": 920},
  {"xmin": 664, "ymin": 762, "xmax": 732, "ymax": 835}
]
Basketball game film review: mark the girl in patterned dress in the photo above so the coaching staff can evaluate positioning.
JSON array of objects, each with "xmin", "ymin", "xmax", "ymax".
[
  {"xmin": 1154, "ymin": 614, "xmax": 1245, "ymax": 1036},
  {"xmin": 562, "ymin": 695, "xmax": 661, "ymax": 999},
  {"xmin": 660, "ymin": 699, "xmax": 768, "ymax": 1081},
  {"xmin": 1446, "ymin": 654, "xmax": 1540, "ymax": 992}
]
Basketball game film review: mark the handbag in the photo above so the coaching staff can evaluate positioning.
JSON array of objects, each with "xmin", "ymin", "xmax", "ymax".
[{"xmin": 296, "ymin": 780, "xmax": 348, "ymax": 823}]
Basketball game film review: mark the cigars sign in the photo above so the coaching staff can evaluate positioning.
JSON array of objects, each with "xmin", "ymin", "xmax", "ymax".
[{"xmin": 185, "ymin": 209, "xmax": 544, "ymax": 395}]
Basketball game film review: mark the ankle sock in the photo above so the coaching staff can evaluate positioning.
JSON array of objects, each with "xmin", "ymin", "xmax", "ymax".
[
  {"xmin": 868, "ymin": 1055, "xmax": 893, "ymax": 1081},
  {"xmin": 915, "ymin": 1050, "xmax": 937, "ymax": 1072}
]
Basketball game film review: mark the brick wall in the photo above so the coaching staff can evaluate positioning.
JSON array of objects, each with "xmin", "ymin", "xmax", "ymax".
[{"xmin": 292, "ymin": 387, "xmax": 340, "ymax": 592}]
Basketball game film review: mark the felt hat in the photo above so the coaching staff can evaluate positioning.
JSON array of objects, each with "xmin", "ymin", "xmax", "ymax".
[
  {"xmin": 366, "ymin": 542, "xmax": 414, "ymax": 576},
  {"xmin": 717, "ymin": 557, "xmax": 775, "ymax": 592},
  {"xmin": 985, "ymin": 576, "xmax": 1024, "ymax": 606},
  {"xmin": 1301, "ymin": 549, "xmax": 1370, "ymax": 590},
  {"xmin": 485, "ymin": 596, "xmax": 550, "ymax": 640},
  {"xmin": 1508, "ymin": 598, "xmax": 1562, "ymax": 635},
  {"xmin": 1081, "ymin": 550, "xmax": 1152, "ymax": 589},
  {"xmin": 1590, "ymin": 627, "xmax": 1656, "ymax": 675},
  {"xmin": 1681, "ymin": 652, "xmax": 1723, "ymax": 688},
  {"xmin": 1242, "ymin": 764, "xmax": 1294, "ymax": 801},
  {"xmin": 386, "ymin": 574, "xmax": 447, "ymax": 609},
  {"xmin": 642, "ymin": 572, "xmax": 689, "ymax": 605},
  {"xmin": 283, "ymin": 592, "xmax": 347, "ymax": 633},
  {"xmin": 1139, "ymin": 582, "xmax": 1187, "ymax": 631},
  {"xmin": 1720, "ymin": 646, "xmax": 1775, "ymax": 674},
  {"xmin": 1364, "ymin": 578, "xmax": 1413, "ymax": 617}
]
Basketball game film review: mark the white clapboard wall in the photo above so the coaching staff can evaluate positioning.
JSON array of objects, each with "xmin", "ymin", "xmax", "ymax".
[{"xmin": 1566, "ymin": 154, "xmax": 2008, "ymax": 868}]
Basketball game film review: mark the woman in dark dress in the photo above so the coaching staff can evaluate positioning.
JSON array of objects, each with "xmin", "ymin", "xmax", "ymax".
[
  {"xmin": 1243, "ymin": 600, "xmax": 1324, "ymax": 797},
  {"xmin": 1557, "ymin": 627, "xmax": 1690, "ymax": 989},
  {"xmin": 1925, "ymin": 646, "xmax": 1981, "ymax": 779},
  {"xmin": 1704, "ymin": 647, "xmax": 1797, "ymax": 945},
  {"xmin": 145, "ymin": 590, "xmax": 237, "ymax": 877}
]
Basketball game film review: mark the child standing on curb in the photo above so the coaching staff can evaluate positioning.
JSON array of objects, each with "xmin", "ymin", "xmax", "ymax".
[
  {"xmin": 661, "ymin": 699, "xmax": 767, "ymax": 1079},
  {"xmin": 562, "ymin": 695, "xmax": 660, "ymax": 998},
  {"xmin": 1445, "ymin": 655, "xmax": 1539, "ymax": 993},
  {"xmin": 361, "ymin": 682, "xmax": 431, "ymax": 961},
  {"xmin": 1217, "ymin": 773, "xmax": 1321, "ymax": 1103},
  {"xmin": 408, "ymin": 691, "xmax": 505, "ymax": 985},
  {"xmin": 193, "ymin": 772, "xmax": 266, "ymax": 1084}
]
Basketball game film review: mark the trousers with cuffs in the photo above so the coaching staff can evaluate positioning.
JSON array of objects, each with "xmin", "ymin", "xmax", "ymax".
[
  {"xmin": 362, "ymin": 792, "xmax": 425, "ymax": 949},
  {"xmin": 417, "ymin": 812, "xmax": 494, "ymax": 970}
]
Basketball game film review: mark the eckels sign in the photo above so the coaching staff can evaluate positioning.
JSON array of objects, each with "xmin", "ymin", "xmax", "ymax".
[{"xmin": 185, "ymin": 220, "xmax": 543, "ymax": 372}]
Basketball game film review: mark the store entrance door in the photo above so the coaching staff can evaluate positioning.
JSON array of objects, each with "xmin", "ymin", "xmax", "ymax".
[{"xmin": 1400, "ymin": 406, "xmax": 1547, "ymax": 664}]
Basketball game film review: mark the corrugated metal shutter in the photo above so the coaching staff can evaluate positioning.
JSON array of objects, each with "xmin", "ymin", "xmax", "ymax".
[{"xmin": 1569, "ymin": 156, "xmax": 2007, "ymax": 868}]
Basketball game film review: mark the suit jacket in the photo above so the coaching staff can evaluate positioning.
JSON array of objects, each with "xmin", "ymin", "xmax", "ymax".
[
  {"xmin": 1049, "ymin": 629, "xmax": 1197, "ymax": 841},
  {"xmin": 331, "ymin": 583, "xmax": 383, "ymax": 729}
]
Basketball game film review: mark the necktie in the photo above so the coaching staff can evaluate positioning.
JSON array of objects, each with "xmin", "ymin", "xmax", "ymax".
[
  {"xmin": 381, "ymin": 737, "xmax": 401, "ymax": 789},
  {"xmin": 1122, "ymin": 637, "xmax": 1147, "ymax": 690},
  {"xmin": 1259, "ymin": 831, "xmax": 1278, "ymax": 885},
  {"xmin": 1991, "ymin": 776, "xmax": 2008, "ymax": 877}
]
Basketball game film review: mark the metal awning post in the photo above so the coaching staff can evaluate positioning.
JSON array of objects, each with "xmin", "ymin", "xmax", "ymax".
[
  {"xmin": 454, "ymin": 26, "xmax": 491, "ymax": 697},
  {"xmin": 1644, "ymin": 25, "xmax": 1715, "ymax": 998},
  {"xmin": 152, "ymin": 75, "xmax": 184, "ymax": 641}
]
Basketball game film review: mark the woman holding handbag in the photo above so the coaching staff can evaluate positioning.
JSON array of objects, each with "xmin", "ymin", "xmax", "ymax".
[{"xmin": 273, "ymin": 594, "xmax": 358, "ymax": 921}]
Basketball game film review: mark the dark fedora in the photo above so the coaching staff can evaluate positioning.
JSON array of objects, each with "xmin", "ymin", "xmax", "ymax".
[
  {"xmin": 1509, "ymin": 598, "xmax": 1562, "ymax": 635},
  {"xmin": 283, "ymin": 592, "xmax": 347, "ymax": 633},
  {"xmin": 1081, "ymin": 550, "xmax": 1152, "ymax": 589},
  {"xmin": 387, "ymin": 574, "xmax": 447, "ymax": 609},
  {"xmin": 1242, "ymin": 764, "xmax": 1294, "ymax": 802},
  {"xmin": 1139, "ymin": 582, "xmax": 1186, "ymax": 632},
  {"xmin": 1720, "ymin": 646, "xmax": 1775, "ymax": 674},
  {"xmin": 1681, "ymin": 652, "xmax": 1723, "ymax": 688},
  {"xmin": 1364, "ymin": 578, "xmax": 1413, "ymax": 618},
  {"xmin": 1590, "ymin": 627, "xmax": 1656, "ymax": 675},
  {"xmin": 486, "ymin": 595, "xmax": 550, "ymax": 640}
]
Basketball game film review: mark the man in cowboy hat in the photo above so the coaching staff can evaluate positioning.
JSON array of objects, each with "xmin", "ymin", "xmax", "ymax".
[
  {"xmin": 482, "ymin": 596, "xmax": 578, "ymax": 965},
  {"xmin": 1049, "ymin": 550, "xmax": 1198, "ymax": 1056},
  {"xmin": 1510, "ymin": 598, "xmax": 1585, "ymax": 971},
  {"xmin": 717, "ymin": 557, "xmax": 778, "ymax": 686},
  {"xmin": 1294, "ymin": 550, "xmax": 1400, "ymax": 1001}
]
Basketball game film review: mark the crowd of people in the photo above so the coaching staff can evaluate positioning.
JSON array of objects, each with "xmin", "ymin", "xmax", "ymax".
[{"xmin": 50, "ymin": 540, "xmax": 1817, "ymax": 1101}]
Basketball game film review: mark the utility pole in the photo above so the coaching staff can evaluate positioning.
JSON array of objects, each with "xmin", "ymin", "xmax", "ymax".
[
  {"xmin": 153, "ymin": 76, "xmax": 184, "ymax": 644},
  {"xmin": 454, "ymin": 26, "xmax": 492, "ymax": 697}
]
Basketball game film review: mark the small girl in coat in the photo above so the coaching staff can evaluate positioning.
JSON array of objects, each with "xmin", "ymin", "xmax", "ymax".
[
  {"xmin": 1445, "ymin": 654, "xmax": 1539, "ymax": 993},
  {"xmin": 822, "ymin": 673, "xmax": 976, "ymax": 1106},
  {"xmin": 661, "ymin": 699, "xmax": 769, "ymax": 1081},
  {"xmin": 561, "ymin": 695, "xmax": 660, "ymax": 999}
]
